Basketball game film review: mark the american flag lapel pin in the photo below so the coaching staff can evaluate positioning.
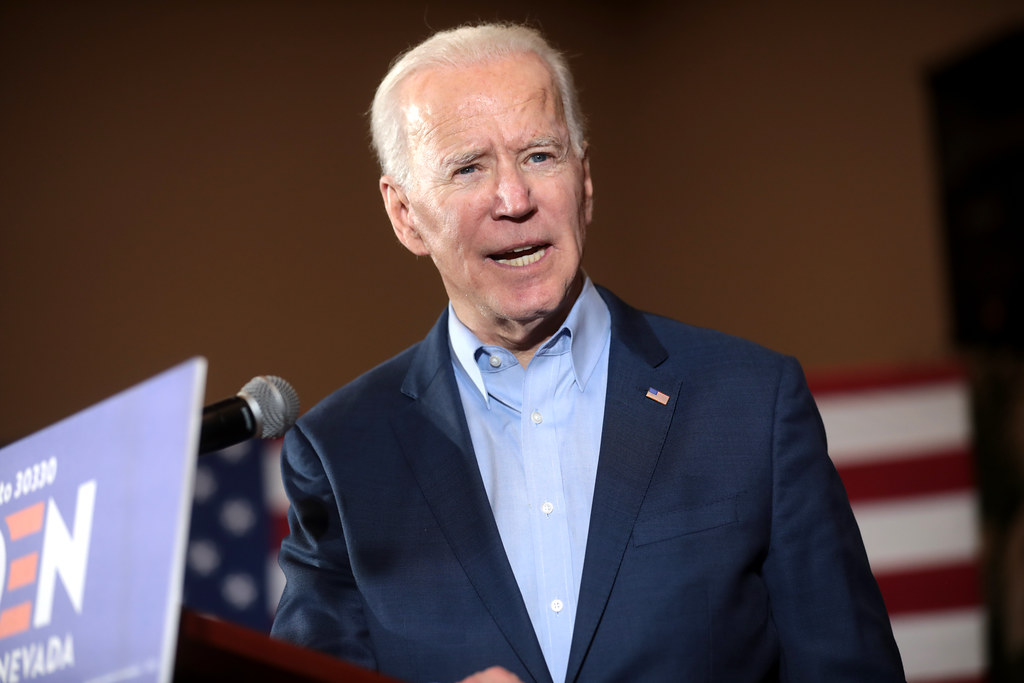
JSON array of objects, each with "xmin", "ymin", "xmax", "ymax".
[{"xmin": 645, "ymin": 387, "xmax": 670, "ymax": 405}]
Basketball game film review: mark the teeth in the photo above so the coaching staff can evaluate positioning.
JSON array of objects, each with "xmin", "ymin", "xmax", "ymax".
[{"xmin": 496, "ymin": 247, "xmax": 545, "ymax": 267}]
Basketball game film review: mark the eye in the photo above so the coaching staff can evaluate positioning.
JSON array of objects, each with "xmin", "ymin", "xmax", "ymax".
[
  {"xmin": 528, "ymin": 152, "xmax": 552, "ymax": 164},
  {"xmin": 455, "ymin": 165, "xmax": 477, "ymax": 176}
]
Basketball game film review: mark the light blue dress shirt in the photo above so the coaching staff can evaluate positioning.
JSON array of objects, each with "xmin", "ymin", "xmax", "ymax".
[{"xmin": 447, "ymin": 278, "xmax": 611, "ymax": 683}]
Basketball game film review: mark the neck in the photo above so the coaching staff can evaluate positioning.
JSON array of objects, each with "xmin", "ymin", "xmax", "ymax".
[
  {"xmin": 491, "ymin": 314, "xmax": 568, "ymax": 368},
  {"xmin": 456, "ymin": 276, "xmax": 585, "ymax": 368}
]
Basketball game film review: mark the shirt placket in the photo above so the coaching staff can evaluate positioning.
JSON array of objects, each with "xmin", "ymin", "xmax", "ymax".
[{"xmin": 521, "ymin": 348, "xmax": 575, "ymax": 673}]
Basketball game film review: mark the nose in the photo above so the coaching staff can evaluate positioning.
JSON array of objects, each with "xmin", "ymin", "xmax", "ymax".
[{"xmin": 491, "ymin": 161, "xmax": 536, "ymax": 221}]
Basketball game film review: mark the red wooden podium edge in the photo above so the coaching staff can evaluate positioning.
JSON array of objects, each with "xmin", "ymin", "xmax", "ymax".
[{"xmin": 175, "ymin": 608, "xmax": 403, "ymax": 682}]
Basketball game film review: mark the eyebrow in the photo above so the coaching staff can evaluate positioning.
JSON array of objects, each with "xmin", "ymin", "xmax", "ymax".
[
  {"xmin": 440, "ymin": 149, "xmax": 485, "ymax": 171},
  {"xmin": 524, "ymin": 136, "xmax": 563, "ymax": 150}
]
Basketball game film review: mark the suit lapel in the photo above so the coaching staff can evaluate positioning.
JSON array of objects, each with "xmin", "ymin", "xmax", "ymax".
[
  {"xmin": 565, "ymin": 289, "xmax": 683, "ymax": 682},
  {"xmin": 391, "ymin": 310, "xmax": 553, "ymax": 683}
]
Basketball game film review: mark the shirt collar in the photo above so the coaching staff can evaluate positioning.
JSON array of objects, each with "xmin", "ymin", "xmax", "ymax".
[{"xmin": 447, "ymin": 276, "xmax": 611, "ymax": 404}]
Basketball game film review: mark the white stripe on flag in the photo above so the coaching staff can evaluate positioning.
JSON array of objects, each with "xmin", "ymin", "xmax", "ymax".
[
  {"xmin": 853, "ymin": 491, "xmax": 980, "ymax": 572},
  {"xmin": 891, "ymin": 607, "xmax": 985, "ymax": 681},
  {"xmin": 816, "ymin": 382, "xmax": 970, "ymax": 465},
  {"xmin": 266, "ymin": 553, "xmax": 286, "ymax": 616},
  {"xmin": 262, "ymin": 438, "xmax": 290, "ymax": 515}
]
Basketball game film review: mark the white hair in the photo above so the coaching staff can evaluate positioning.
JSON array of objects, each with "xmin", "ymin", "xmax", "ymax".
[{"xmin": 370, "ymin": 22, "xmax": 587, "ymax": 188}]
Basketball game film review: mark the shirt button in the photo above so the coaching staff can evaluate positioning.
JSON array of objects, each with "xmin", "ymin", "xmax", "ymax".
[
  {"xmin": 531, "ymin": 410, "xmax": 543, "ymax": 424},
  {"xmin": 550, "ymin": 599, "xmax": 564, "ymax": 613},
  {"xmin": 541, "ymin": 501, "xmax": 554, "ymax": 515},
  {"xmin": 489, "ymin": 355, "xmax": 501, "ymax": 368}
]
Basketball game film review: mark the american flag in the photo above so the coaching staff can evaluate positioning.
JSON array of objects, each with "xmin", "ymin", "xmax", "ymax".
[
  {"xmin": 645, "ymin": 387, "xmax": 671, "ymax": 405},
  {"xmin": 184, "ymin": 437, "xmax": 287, "ymax": 632},
  {"xmin": 188, "ymin": 364, "xmax": 986, "ymax": 682},
  {"xmin": 811, "ymin": 365, "xmax": 983, "ymax": 683}
]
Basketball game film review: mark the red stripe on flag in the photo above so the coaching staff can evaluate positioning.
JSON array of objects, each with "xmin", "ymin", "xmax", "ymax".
[
  {"xmin": 807, "ymin": 363, "xmax": 965, "ymax": 395},
  {"xmin": 875, "ymin": 561, "xmax": 981, "ymax": 616},
  {"xmin": 836, "ymin": 448, "xmax": 975, "ymax": 503},
  {"xmin": 270, "ymin": 513, "xmax": 290, "ymax": 552}
]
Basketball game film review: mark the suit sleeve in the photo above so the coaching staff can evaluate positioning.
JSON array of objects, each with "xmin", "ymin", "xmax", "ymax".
[
  {"xmin": 761, "ymin": 356, "xmax": 905, "ymax": 681},
  {"xmin": 270, "ymin": 422, "xmax": 377, "ymax": 670}
]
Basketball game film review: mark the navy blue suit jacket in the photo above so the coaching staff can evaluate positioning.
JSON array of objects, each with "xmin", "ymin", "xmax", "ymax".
[{"xmin": 271, "ymin": 287, "xmax": 904, "ymax": 682}]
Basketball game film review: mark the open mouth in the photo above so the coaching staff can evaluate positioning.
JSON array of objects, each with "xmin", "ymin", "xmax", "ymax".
[{"xmin": 490, "ymin": 245, "xmax": 547, "ymax": 267}]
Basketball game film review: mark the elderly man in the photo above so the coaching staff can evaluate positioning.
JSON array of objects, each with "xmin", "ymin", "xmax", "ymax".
[{"xmin": 271, "ymin": 22, "xmax": 905, "ymax": 683}]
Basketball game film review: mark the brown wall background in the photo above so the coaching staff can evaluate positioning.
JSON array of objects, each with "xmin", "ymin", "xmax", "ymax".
[{"xmin": 2, "ymin": 0, "xmax": 1023, "ymax": 443}]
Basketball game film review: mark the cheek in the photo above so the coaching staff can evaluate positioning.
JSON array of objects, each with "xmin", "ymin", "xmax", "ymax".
[
  {"xmin": 409, "ymin": 197, "xmax": 455, "ymax": 249},
  {"xmin": 416, "ymin": 213, "xmax": 471, "ymax": 268},
  {"xmin": 439, "ymin": 201, "xmax": 488, "ymax": 246},
  {"xmin": 415, "ymin": 188, "xmax": 493, "ymax": 258}
]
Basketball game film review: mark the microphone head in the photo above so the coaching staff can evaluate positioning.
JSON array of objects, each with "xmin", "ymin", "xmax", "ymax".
[{"xmin": 238, "ymin": 375, "xmax": 300, "ymax": 438}]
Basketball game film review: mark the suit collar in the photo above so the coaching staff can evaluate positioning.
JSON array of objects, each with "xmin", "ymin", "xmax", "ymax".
[
  {"xmin": 595, "ymin": 285, "xmax": 668, "ymax": 369},
  {"xmin": 399, "ymin": 306, "xmax": 452, "ymax": 402}
]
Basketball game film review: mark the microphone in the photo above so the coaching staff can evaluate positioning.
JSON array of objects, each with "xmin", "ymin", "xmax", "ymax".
[{"xmin": 198, "ymin": 375, "xmax": 300, "ymax": 455}]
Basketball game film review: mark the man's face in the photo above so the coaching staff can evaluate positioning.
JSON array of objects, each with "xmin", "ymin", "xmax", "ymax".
[{"xmin": 381, "ymin": 53, "xmax": 593, "ymax": 344}]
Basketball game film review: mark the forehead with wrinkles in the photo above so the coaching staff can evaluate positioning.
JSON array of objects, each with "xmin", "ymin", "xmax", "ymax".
[{"xmin": 397, "ymin": 54, "xmax": 568, "ymax": 166}]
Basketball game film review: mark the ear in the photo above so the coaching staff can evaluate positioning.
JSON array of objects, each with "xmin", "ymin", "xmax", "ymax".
[
  {"xmin": 580, "ymin": 143, "xmax": 594, "ymax": 224},
  {"xmin": 380, "ymin": 175, "xmax": 430, "ymax": 256}
]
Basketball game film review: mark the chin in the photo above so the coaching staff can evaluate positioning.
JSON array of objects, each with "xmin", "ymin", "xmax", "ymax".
[{"xmin": 496, "ymin": 291, "xmax": 572, "ymax": 324}]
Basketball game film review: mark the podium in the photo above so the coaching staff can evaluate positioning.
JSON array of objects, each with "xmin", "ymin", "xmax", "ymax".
[
  {"xmin": 0, "ymin": 361, "xmax": 406, "ymax": 681},
  {"xmin": 175, "ymin": 608, "xmax": 401, "ymax": 682}
]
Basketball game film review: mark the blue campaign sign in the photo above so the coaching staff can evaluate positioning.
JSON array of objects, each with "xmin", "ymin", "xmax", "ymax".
[{"xmin": 0, "ymin": 358, "xmax": 206, "ymax": 683}]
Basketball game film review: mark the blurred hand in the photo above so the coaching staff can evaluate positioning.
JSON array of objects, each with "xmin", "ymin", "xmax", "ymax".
[{"xmin": 456, "ymin": 666, "xmax": 525, "ymax": 683}]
